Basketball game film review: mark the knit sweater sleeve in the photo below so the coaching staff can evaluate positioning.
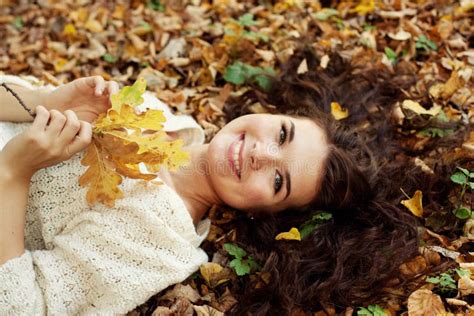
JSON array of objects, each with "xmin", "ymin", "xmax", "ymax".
[{"xmin": 0, "ymin": 181, "xmax": 209, "ymax": 315}]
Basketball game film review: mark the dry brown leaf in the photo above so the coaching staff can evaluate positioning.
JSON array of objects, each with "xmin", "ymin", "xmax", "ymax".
[
  {"xmin": 401, "ymin": 190, "xmax": 424, "ymax": 217},
  {"xmin": 193, "ymin": 305, "xmax": 224, "ymax": 316},
  {"xmin": 458, "ymin": 276, "xmax": 474, "ymax": 296},
  {"xmin": 407, "ymin": 289, "xmax": 446, "ymax": 316},
  {"xmin": 199, "ymin": 263, "xmax": 232, "ymax": 288},
  {"xmin": 400, "ymin": 256, "xmax": 427, "ymax": 277},
  {"xmin": 429, "ymin": 71, "xmax": 465, "ymax": 100}
]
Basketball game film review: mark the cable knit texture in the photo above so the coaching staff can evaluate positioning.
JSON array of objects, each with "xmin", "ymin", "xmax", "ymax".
[{"xmin": 0, "ymin": 76, "xmax": 210, "ymax": 315}]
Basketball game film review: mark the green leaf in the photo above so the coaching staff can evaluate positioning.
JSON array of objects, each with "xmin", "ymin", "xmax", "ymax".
[
  {"xmin": 416, "ymin": 35, "xmax": 437, "ymax": 52},
  {"xmin": 357, "ymin": 305, "xmax": 387, "ymax": 316},
  {"xmin": 455, "ymin": 268, "xmax": 471, "ymax": 278},
  {"xmin": 417, "ymin": 127, "xmax": 454, "ymax": 138},
  {"xmin": 453, "ymin": 206, "xmax": 472, "ymax": 220},
  {"xmin": 254, "ymin": 74, "xmax": 272, "ymax": 91},
  {"xmin": 299, "ymin": 211, "xmax": 332, "ymax": 239},
  {"xmin": 229, "ymin": 258, "xmax": 251, "ymax": 276},
  {"xmin": 313, "ymin": 8, "xmax": 339, "ymax": 21},
  {"xmin": 384, "ymin": 47, "xmax": 397, "ymax": 62},
  {"xmin": 426, "ymin": 276, "xmax": 441, "ymax": 284},
  {"xmin": 247, "ymin": 256, "xmax": 262, "ymax": 271},
  {"xmin": 147, "ymin": 0, "xmax": 165, "ymax": 11},
  {"xmin": 238, "ymin": 13, "xmax": 258, "ymax": 26},
  {"xmin": 439, "ymin": 273, "xmax": 456, "ymax": 288},
  {"xmin": 12, "ymin": 16, "xmax": 23, "ymax": 30},
  {"xmin": 223, "ymin": 62, "xmax": 247, "ymax": 85},
  {"xmin": 102, "ymin": 54, "xmax": 119, "ymax": 63},
  {"xmin": 435, "ymin": 110, "xmax": 450, "ymax": 123},
  {"xmin": 470, "ymin": 182, "xmax": 474, "ymax": 190},
  {"xmin": 363, "ymin": 23, "xmax": 376, "ymax": 31},
  {"xmin": 110, "ymin": 77, "xmax": 147, "ymax": 111},
  {"xmin": 457, "ymin": 167, "xmax": 470, "ymax": 176},
  {"xmin": 368, "ymin": 305, "xmax": 388, "ymax": 316},
  {"xmin": 223, "ymin": 243, "xmax": 247, "ymax": 260},
  {"xmin": 139, "ymin": 21, "xmax": 152, "ymax": 31},
  {"xmin": 242, "ymin": 30, "xmax": 268, "ymax": 43},
  {"xmin": 451, "ymin": 172, "xmax": 468, "ymax": 185},
  {"xmin": 357, "ymin": 307, "xmax": 372, "ymax": 316},
  {"xmin": 224, "ymin": 62, "xmax": 275, "ymax": 91}
]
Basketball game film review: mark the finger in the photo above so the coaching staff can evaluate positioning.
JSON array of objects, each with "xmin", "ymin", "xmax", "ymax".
[
  {"xmin": 31, "ymin": 106, "xmax": 50, "ymax": 132},
  {"xmin": 67, "ymin": 121, "xmax": 92, "ymax": 155},
  {"xmin": 45, "ymin": 110, "xmax": 67, "ymax": 137},
  {"xmin": 105, "ymin": 81, "xmax": 120, "ymax": 96},
  {"xmin": 58, "ymin": 110, "xmax": 81, "ymax": 146},
  {"xmin": 94, "ymin": 76, "xmax": 105, "ymax": 96}
]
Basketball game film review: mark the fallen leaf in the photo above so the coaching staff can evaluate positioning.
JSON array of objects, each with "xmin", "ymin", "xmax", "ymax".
[
  {"xmin": 402, "ymin": 100, "xmax": 441, "ymax": 116},
  {"xmin": 200, "ymin": 263, "xmax": 232, "ymax": 288},
  {"xmin": 193, "ymin": 305, "xmax": 224, "ymax": 316},
  {"xmin": 388, "ymin": 29, "xmax": 412, "ymax": 41},
  {"xmin": 401, "ymin": 190, "xmax": 424, "ymax": 217},
  {"xmin": 160, "ymin": 284, "xmax": 201, "ymax": 303},
  {"xmin": 407, "ymin": 289, "xmax": 446, "ymax": 316},
  {"xmin": 275, "ymin": 227, "xmax": 301, "ymax": 241},
  {"xmin": 330, "ymin": 102, "xmax": 349, "ymax": 120},
  {"xmin": 297, "ymin": 58, "xmax": 308, "ymax": 74},
  {"xmin": 429, "ymin": 71, "xmax": 465, "ymax": 100},
  {"xmin": 458, "ymin": 276, "xmax": 474, "ymax": 296}
]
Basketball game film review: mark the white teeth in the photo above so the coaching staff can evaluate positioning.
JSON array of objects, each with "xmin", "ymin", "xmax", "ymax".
[{"xmin": 233, "ymin": 139, "xmax": 243, "ymax": 175}]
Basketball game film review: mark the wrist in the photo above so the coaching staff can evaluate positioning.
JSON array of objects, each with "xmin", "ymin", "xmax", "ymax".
[
  {"xmin": 0, "ymin": 153, "xmax": 34, "ymax": 183},
  {"xmin": 35, "ymin": 88, "xmax": 51, "ymax": 112}
]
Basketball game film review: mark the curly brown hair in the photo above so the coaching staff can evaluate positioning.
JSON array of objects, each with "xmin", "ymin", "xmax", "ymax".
[{"xmin": 222, "ymin": 46, "xmax": 470, "ymax": 314}]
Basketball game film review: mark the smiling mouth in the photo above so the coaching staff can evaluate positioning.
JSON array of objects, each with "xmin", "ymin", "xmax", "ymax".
[{"xmin": 228, "ymin": 133, "xmax": 245, "ymax": 179}]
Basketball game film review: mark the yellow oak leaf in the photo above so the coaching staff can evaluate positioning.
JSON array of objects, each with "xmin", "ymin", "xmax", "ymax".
[
  {"xmin": 350, "ymin": 0, "xmax": 375, "ymax": 16},
  {"xmin": 110, "ymin": 77, "xmax": 147, "ymax": 111},
  {"xmin": 331, "ymin": 102, "xmax": 349, "ymax": 120},
  {"xmin": 401, "ymin": 190, "xmax": 424, "ymax": 217},
  {"xmin": 80, "ymin": 78, "xmax": 190, "ymax": 206},
  {"xmin": 79, "ymin": 141, "xmax": 124, "ymax": 207},
  {"xmin": 429, "ymin": 70, "xmax": 465, "ymax": 100},
  {"xmin": 275, "ymin": 227, "xmax": 301, "ymax": 241},
  {"xmin": 106, "ymin": 130, "xmax": 188, "ymax": 171},
  {"xmin": 62, "ymin": 23, "xmax": 77, "ymax": 36},
  {"xmin": 200, "ymin": 263, "xmax": 231, "ymax": 288},
  {"xmin": 402, "ymin": 100, "xmax": 441, "ymax": 116},
  {"xmin": 94, "ymin": 104, "xmax": 166, "ymax": 132}
]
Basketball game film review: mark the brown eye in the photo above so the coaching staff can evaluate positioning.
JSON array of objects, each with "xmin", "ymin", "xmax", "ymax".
[
  {"xmin": 274, "ymin": 171, "xmax": 283, "ymax": 194},
  {"xmin": 279, "ymin": 125, "xmax": 287, "ymax": 145}
]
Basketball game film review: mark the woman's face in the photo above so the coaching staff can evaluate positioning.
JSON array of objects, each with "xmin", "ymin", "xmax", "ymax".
[{"xmin": 207, "ymin": 114, "xmax": 329, "ymax": 212}]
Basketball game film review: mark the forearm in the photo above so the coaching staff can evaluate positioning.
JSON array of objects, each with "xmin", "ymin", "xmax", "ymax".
[
  {"xmin": 0, "ymin": 84, "xmax": 49, "ymax": 122},
  {"xmin": 0, "ymin": 159, "xmax": 30, "ymax": 265}
]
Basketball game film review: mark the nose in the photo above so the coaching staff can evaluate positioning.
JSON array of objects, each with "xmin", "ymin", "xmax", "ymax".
[{"xmin": 250, "ymin": 141, "xmax": 277, "ymax": 170}]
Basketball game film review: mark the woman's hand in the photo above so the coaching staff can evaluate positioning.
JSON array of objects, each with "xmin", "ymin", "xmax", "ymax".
[
  {"xmin": 0, "ymin": 106, "xmax": 92, "ymax": 180},
  {"xmin": 44, "ymin": 76, "xmax": 120, "ymax": 123}
]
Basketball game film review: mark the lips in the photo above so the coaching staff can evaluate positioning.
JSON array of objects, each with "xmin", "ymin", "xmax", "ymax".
[{"xmin": 228, "ymin": 133, "xmax": 245, "ymax": 179}]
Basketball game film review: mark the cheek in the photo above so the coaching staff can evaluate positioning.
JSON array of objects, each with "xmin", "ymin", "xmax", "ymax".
[
  {"xmin": 218, "ymin": 177, "xmax": 271, "ymax": 210},
  {"xmin": 237, "ymin": 177, "xmax": 272, "ymax": 207}
]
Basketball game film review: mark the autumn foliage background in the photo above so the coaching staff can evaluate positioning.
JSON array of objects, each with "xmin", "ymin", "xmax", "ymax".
[{"xmin": 0, "ymin": 0, "xmax": 473, "ymax": 315}]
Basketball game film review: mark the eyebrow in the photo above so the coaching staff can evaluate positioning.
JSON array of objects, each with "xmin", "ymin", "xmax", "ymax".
[{"xmin": 283, "ymin": 119, "xmax": 294, "ymax": 201}]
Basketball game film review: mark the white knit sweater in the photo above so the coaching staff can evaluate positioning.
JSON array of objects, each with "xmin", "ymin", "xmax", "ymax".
[{"xmin": 0, "ymin": 76, "xmax": 210, "ymax": 315}]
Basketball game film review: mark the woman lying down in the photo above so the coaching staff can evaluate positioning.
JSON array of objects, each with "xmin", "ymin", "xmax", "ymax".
[{"xmin": 1, "ymin": 48, "xmax": 465, "ymax": 314}]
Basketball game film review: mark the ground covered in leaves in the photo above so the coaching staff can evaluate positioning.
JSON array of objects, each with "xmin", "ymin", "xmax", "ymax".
[{"xmin": 1, "ymin": 0, "xmax": 473, "ymax": 315}]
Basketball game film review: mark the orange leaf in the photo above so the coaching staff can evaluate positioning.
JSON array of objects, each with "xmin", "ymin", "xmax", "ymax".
[{"xmin": 401, "ymin": 190, "xmax": 424, "ymax": 217}]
